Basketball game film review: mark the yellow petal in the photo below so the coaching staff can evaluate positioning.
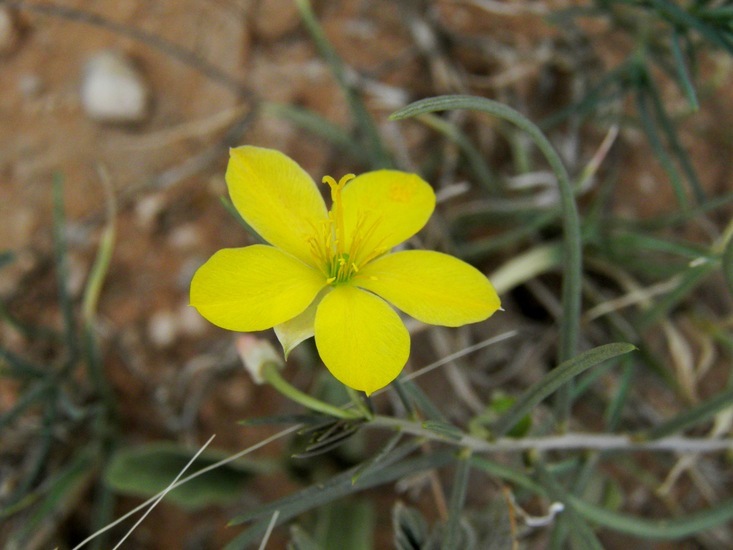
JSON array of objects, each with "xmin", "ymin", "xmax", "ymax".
[
  {"xmin": 227, "ymin": 146, "xmax": 328, "ymax": 266},
  {"xmin": 274, "ymin": 288, "xmax": 330, "ymax": 358},
  {"xmin": 356, "ymin": 250, "xmax": 501, "ymax": 326},
  {"xmin": 341, "ymin": 171, "xmax": 435, "ymax": 264},
  {"xmin": 314, "ymin": 286, "xmax": 409, "ymax": 395},
  {"xmin": 190, "ymin": 244, "xmax": 326, "ymax": 331}
]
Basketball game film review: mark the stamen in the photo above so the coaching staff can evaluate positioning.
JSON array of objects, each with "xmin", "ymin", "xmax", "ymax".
[{"xmin": 322, "ymin": 174, "xmax": 355, "ymax": 256}]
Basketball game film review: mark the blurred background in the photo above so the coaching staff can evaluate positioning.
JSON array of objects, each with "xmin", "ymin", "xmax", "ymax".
[{"xmin": 2, "ymin": 0, "xmax": 733, "ymax": 548}]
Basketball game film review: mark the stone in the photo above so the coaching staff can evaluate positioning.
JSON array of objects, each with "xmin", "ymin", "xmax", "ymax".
[{"xmin": 81, "ymin": 50, "xmax": 150, "ymax": 123}]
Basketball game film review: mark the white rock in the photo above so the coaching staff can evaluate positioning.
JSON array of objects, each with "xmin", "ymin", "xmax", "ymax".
[
  {"xmin": 81, "ymin": 50, "xmax": 149, "ymax": 123},
  {"xmin": 148, "ymin": 310, "xmax": 178, "ymax": 348}
]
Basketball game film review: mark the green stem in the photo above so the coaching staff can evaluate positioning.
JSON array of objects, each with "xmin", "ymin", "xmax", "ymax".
[
  {"xmin": 346, "ymin": 387, "xmax": 373, "ymax": 420},
  {"xmin": 261, "ymin": 363, "xmax": 362, "ymax": 420}
]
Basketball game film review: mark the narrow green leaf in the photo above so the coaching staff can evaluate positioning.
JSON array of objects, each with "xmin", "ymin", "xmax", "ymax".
[
  {"xmin": 442, "ymin": 451, "xmax": 472, "ymax": 550},
  {"xmin": 11, "ymin": 450, "xmax": 95, "ymax": 543},
  {"xmin": 262, "ymin": 102, "xmax": 370, "ymax": 164},
  {"xmin": 351, "ymin": 430, "xmax": 404, "ymax": 484},
  {"xmin": 0, "ymin": 380, "xmax": 53, "ymax": 432},
  {"xmin": 536, "ymin": 463, "xmax": 604, "ymax": 550},
  {"xmin": 723, "ymin": 233, "xmax": 733, "ymax": 298},
  {"xmin": 415, "ymin": 113, "xmax": 499, "ymax": 194},
  {"xmin": 670, "ymin": 29, "xmax": 699, "ymax": 111},
  {"xmin": 238, "ymin": 413, "xmax": 327, "ymax": 426},
  {"xmin": 225, "ymin": 448, "xmax": 455, "ymax": 548},
  {"xmin": 421, "ymin": 421, "xmax": 465, "ymax": 442},
  {"xmin": 81, "ymin": 203, "xmax": 116, "ymax": 324},
  {"xmin": 0, "ymin": 347, "xmax": 46, "ymax": 378},
  {"xmin": 635, "ymin": 86, "xmax": 688, "ymax": 208},
  {"xmin": 643, "ymin": 386, "xmax": 733, "ymax": 440},
  {"xmin": 288, "ymin": 525, "xmax": 324, "ymax": 550},
  {"xmin": 638, "ymin": 261, "xmax": 714, "ymax": 329},
  {"xmin": 316, "ymin": 500, "xmax": 374, "ymax": 550},
  {"xmin": 491, "ymin": 343, "xmax": 636, "ymax": 438},
  {"xmin": 396, "ymin": 378, "xmax": 449, "ymax": 423},
  {"xmin": 392, "ymin": 94, "xmax": 582, "ymax": 423},
  {"xmin": 644, "ymin": 73, "xmax": 705, "ymax": 203},
  {"xmin": 475, "ymin": 457, "xmax": 733, "ymax": 540},
  {"xmin": 52, "ymin": 174, "xmax": 79, "ymax": 365},
  {"xmin": 469, "ymin": 456, "xmax": 545, "ymax": 494},
  {"xmin": 393, "ymin": 502, "xmax": 430, "ymax": 550},
  {"xmin": 568, "ymin": 494, "xmax": 733, "ymax": 539},
  {"xmin": 295, "ymin": 0, "xmax": 390, "ymax": 169}
]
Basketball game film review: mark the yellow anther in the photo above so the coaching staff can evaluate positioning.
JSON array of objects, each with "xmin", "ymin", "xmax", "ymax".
[
  {"xmin": 352, "ymin": 263, "xmax": 359, "ymax": 273},
  {"xmin": 326, "ymin": 276, "xmax": 336, "ymax": 284},
  {"xmin": 322, "ymin": 173, "xmax": 355, "ymax": 257}
]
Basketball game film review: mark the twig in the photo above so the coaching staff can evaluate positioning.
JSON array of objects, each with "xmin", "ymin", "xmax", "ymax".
[
  {"xmin": 112, "ymin": 434, "xmax": 216, "ymax": 550},
  {"xmin": 370, "ymin": 416, "xmax": 733, "ymax": 454},
  {"xmin": 257, "ymin": 510, "xmax": 281, "ymax": 550},
  {"xmin": 71, "ymin": 427, "xmax": 299, "ymax": 549}
]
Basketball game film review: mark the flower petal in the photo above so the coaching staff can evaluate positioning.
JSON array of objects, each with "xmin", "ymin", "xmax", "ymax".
[
  {"xmin": 274, "ymin": 288, "xmax": 330, "ymax": 358},
  {"xmin": 341, "ymin": 170, "xmax": 435, "ymax": 264},
  {"xmin": 314, "ymin": 286, "xmax": 409, "ymax": 395},
  {"xmin": 190, "ymin": 244, "xmax": 326, "ymax": 332},
  {"xmin": 356, "ymin": 250, "xmax": 501, "ymax": 326},
  {"xmin": 226, "ymin": 146, "xmax": 328, "ymax": 266}
]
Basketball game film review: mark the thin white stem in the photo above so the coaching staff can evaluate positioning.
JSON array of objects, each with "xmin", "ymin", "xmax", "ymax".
[
  {"xmin": 393, "ymin": 330, "xmax": 519, "ymax": 386},
  {"xmin": 371, "ymin": 416, "xmax": 733, "ymax": 454},
  {"xmin": 257, "ymin": 510, "xmax": 281, "ymax": 550},
  {"xmin": 72, "ymin": 426, "xmax": 300, "ymax": 550},
  {"xmin": 112, "ymin": 434, "xmax": 216, "ymax": 550}
]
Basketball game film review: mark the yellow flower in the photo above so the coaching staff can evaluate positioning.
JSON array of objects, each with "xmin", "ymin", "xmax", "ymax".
[{"xmin": 190, "ymin": 146, "xmax": 501, "ymax": 395}]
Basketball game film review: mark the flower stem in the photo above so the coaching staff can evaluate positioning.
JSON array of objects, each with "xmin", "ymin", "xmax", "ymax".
[
  {"xmin": 261, "ymin": 362, "xmax": 362, "ymax": 420},
  {"xmin": 346, "ymin": 387, "xmax": 373, "ymax": 420}
]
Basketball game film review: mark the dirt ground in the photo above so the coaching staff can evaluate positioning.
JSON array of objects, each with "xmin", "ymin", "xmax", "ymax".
[{"xmin": 2, "ymin": 0, "xmax": 733, "ymax": 548}]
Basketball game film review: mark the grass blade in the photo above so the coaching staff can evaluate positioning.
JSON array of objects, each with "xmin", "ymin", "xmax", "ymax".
[
  {"xmin": 568, "ymin": 493, "xmax": 733, "ymax": 539},
  {"xmin": 441, "ymin": 450, "xmax": 472, "ymax": 550},
  {"xmin": 295, "ymin": 0, "xmax": 390, "ymax": 168},
  {"xmin": 52, "ymin": 174, "xmax": 79, "ymax": 366},
  {"xmin": 670, "ymin": 29, "xmax": 699, "ymax": 111},
  {"xmin": 391, "ymin": 95, "xmax": 583, "ymax": 426},
  {"xmin": 723, "ymin": 230, "xmax": 733, "ymax": 297},
  {"xmin": 491, "ymin": 343, "xmax": 636, "ymax": 438},
  {"xmin": 536, "ymin": 463, "xmax": 604, "ymax": 550},
  {"xmin": 642, "ymin": 386, "xmax": 733, "ymax": 440}
]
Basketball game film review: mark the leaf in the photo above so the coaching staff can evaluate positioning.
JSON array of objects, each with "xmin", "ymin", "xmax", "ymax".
[
  {"xmin": 393, "ymin": 502, "xmax": 429, "ymax": 550},
  {"xmin": 7, "ymin": 450, "xmax": 95, "ymax": 544},
  {"xmin": 224, "ymin": 448, "xmax": 455, "ymax": 549},
  {"xmin": 104, "ymin": 443, "xmax": 263, "ymax": 511},
  {"xmin": 723, "ymin": 232, "xmax": 733, "ymax": 298},
  {"xmin": 491, "ymin": 343, "xmax": 636, "ymax": 438}
]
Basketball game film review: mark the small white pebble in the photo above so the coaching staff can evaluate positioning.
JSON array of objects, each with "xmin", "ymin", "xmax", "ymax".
[
  {"xmin": 168, "ymin": 224, "xmax": 202, "ymax": 250},
  {"xmin": 81, "ymin": 50, "xmax": 149, "ymax": 123},
  {"xmin": 134, "ymin": 194, "xmax": 165, "ymax": 228},
  {"xmin": 148, "ymin": 310, "xmax": 178, "ymax": 348}
]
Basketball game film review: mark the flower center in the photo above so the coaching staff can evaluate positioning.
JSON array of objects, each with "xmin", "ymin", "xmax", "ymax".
[
  {"xmin": 306, "ymin": 174, "xmax": 387, "ymax": 286},
  {"xmin": 321, "ymin": 174, "xmax": 359, "ymax": 284}
]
